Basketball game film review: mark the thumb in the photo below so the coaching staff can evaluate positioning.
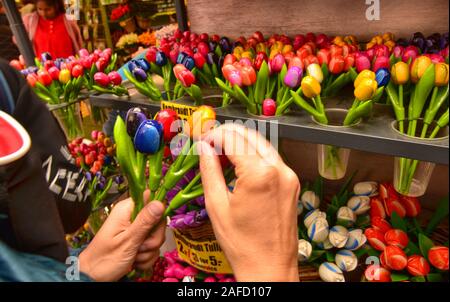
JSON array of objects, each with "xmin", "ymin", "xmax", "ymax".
[{"xmin": 127, "ymin": 201, "xmax": 165, "ymax": 245}]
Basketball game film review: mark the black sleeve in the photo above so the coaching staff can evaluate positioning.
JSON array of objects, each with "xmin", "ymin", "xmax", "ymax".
[{"xmin": 0, "ymin": 59, "xmax": 92, "ymax": 261}]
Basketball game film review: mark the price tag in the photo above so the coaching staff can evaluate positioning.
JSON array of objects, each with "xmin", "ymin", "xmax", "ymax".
[
  {"xmin": 173, "ymin": 229, "xmax": 233, "ymax": 274},
  {"xmin": 161, "ymin": 101, "xmax": 198, "ymax": 120}
]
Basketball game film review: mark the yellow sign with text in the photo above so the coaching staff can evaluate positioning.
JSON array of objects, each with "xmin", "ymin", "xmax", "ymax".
[
  {"xmin": 173, "ymin": 229, "xmax": 233, "ymax": 274},
  {"xmin": 161, "ymin": 101, "xmax": 198, "ymax": 120}
]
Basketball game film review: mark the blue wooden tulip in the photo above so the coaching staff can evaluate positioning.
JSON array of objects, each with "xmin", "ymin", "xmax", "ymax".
[
  {"xmin": 132, "ymin": 67, "xmax": 147, "ymax": 82},
  {"xmin": 134, "ymin": 120, "xmax": 162, "ymax": 154},
  {"xmin": 128, "ymin": 60, "xmax": 138, "ymax": 73},
  {"xmin": 135, "ymin": 58, "xmax": 151, "ymax": 72},
  {"xmin": 182, "ymin": 56, "xmax": 195, "ymax": 70},
  {"xmin": 155, "ymin": 51, "xmax": 168, "ymax": 67},
  {"xmin": 177, "ymin": 52, "xmax": 188, "ymax": 64},
  {"xmin": 126, "ymin": 107, "xmax": 148, "ymax": 137},
  {"xmin": 375, "ymin": 68, "xmax": 390, "ymax": 87}
]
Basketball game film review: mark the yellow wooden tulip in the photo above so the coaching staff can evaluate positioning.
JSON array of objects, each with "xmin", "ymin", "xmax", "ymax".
[
  {"xmin": 382, "ymin": 32, "xmax": 394, "ymax": 42},
  {"xmin": 307, "ymin": 63, "xmax": 324, "ymax": 83},
  {"xmin": 435, "ymin": 63, "xmax": 449, "ymax": 86},
  {"xmin": 301, "ymin": 76, "xmax": 321, "ymax": 99},
  {"xmin": 354, "ymin": 78, "xmax": 378, "ymax": 101},
  {"xmin": 411, "ymin": 56, "xmax": 432, "ymax": 83},
  {"xmin": 354, "ymin": 70, "xmax": 376, "ymax": 88},
  {"xmin": 391, "ymin": 61, "xmax": 410, "ymax": 85}
]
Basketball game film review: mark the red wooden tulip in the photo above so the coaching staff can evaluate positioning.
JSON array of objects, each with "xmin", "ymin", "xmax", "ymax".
[
  {"xmin": 385, "ymin": 198, "xmax": 406, "ymax": 218},
  {"xmin": 26, "ymin": 73, "xmax": 37, "ymax": 87},
  {"xmin": 253, "ymin": 31, "xmax": 264, "ymax": 43},
  {"xmin": 193, "ymin": 53, "xmax": 206, "ymax": 69},
  {"xmin": 108, "ymin": 71, "xmax": 122, "ymax": 86},
  {"xmin": 371, "ymin": 216, "xmax": 392, "ymax": 234},
  {"xmin": 373, "ymin": 56, "xmax": 390, "ymax": 72},
  {"xmin": 240, "ymin": 65, "xmax": 256, "ymax": 86},
  {"xmin": 399, "ymin": 196, "xmax": 421, "ymax": 217},
  {"xmin": 37, "ymin": 70, "xmax": 52, "ymax": 86},
  {"xmin": 428, "ymin": 246, "xmax": 449, "ymax": 271},
  {"xmin": 330, "ymin": 45, "xmax": 343, "ymax": 58},
  {"xmin": 288, "ymin": 56, "xmax": 304, "ymax": 70},
  {"xmin": 269, "ymin": 54, "xmax": 285, "ymax": 73},
  {"xmin": 146, "ymin": 47, "xmax": 158, "ymax": 63},
  {"xmin": 47, "ymin": 66, "xmax": 60, "ymax": 81},
  {"xmin": 365, "ymin": 228, "xmax": 387, "ymax": 251},
  {"xmin": 9, "ymin": 59, "xmax": 23, "ymax": 71},
  {"xmin": 262, "ymin": 99, "xmax": 276, "ymax": 116},
  {"xmin": 303, "ymin": 55, "xmax": 319, "ymax": 68},
  {"xmin": 370, "ymin": 196, "xmax": 386, "ymax": 219},
  {"xmin": 384, "ymin": 229, "xmax": 409, "ymax": 249},
  {"xmin": 155, "ymin": 109, "xmax": 179, "ymax": 142},
  {"xmin": 71, "ymin": 64, "xmax": 84, "ymax": 78},
  {"xmin": 224, "ymin": 54, "xmax": 237, "ymax": 66},
  {"xmin": 317, "ymin": 49, "xmax": 331, "ymax": 66},
  {"xmin": 344, "ymin": 54, "xmax": 355, "ymax": 71},
  {"xmin": 296, "ymin": 47, "xmax": 312, "ymax": 59},
  {"xmin": 329, "ymin": 55, "xmax": 345, "ymax": 74},
  {"xmin": 381, "ymin": 245, "xmax": 408, "ymax": 270},
  {"xmin": 94, "ymin": 72, "xmax": 110, "ymax": 87},
  {"xmin": 365, "ymin": 265, "xmax": 391, "ymax": 282},
  {"xmin": 374, "ymin": 45, "xmax": 390, "ymax": 58},
  {"xmin": 355, "ymin": 52, "xmax": 371, "ymax": 73},
  {"xmin": 407, "ymin": 255, "xmax": 430, "ymax": 276}
]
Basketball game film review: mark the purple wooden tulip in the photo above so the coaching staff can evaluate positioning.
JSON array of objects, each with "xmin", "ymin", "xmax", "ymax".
[
  {"xmin": 174, "ymin": 204, "xmax": 188, "ymax": 215},
  {"xmin": 396, "ymin": 38, "xmax": 409, "ymax": 47},
  {"xmin": 372, "ymin": 56, "xmax": 390, "ymax": 72},
  {"xmin": 132, "ymin": 67, "xmax": 147, "ymax": 82},
  {"xmin": 262, "ymin": 99, "xmax": 276, "ymax": 116},
  {"xmin": 126, "ymin": 107, "xmax": 148, "ymax": 137},
  {"xmin": 284, "ymin": 66, "xmax": 303, "ymax": 88},
  {"xmin": 355, "ymin": 52, "xmax": 371, "ymax": 73}
]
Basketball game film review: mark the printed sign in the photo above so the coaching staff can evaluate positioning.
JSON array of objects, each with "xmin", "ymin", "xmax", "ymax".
[
  {"xmin": 161, "ymin": 101, "xmax": 198, "ymax": 120},
  {"xmin": 173, "ymin": 229, "xmax": 233, "ymax": 274}
]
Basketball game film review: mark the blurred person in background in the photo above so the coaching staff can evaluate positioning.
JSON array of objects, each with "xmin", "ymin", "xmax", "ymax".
[
  {"xmin": 0, "ymin": 1, "xmax": 21, "ymax": 61},
  {"xmin": 21, "ymin": 0, "xmax": 82, "ymax": 58},
  {"xmin": 19, "ymin": 0, "xmax": 36, "ymax": 15}
]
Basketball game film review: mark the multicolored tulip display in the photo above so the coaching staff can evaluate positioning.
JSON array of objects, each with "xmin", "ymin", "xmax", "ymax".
[{"xmin": 68, "ymin": 131, "xmax": 125, "ymax": 215}]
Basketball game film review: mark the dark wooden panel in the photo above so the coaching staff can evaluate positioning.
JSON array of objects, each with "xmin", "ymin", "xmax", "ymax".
[{"xmin": 187, "ymin": 0, "xmax": 449, "ymax": 41}]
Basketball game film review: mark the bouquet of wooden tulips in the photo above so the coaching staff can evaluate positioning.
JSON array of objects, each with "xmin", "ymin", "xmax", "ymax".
[
  {"xmin": 297, "ymin": 177, "xmax": 377, "ymax": 282},
  {"xmin": 364, "ymin": 183, "xmax": 449, "ymax": 282},
  {"xmin": 386, "ymin": 55, "xmax": 449, "ymax": 196},
  {"xmin": 113, "ymin": 105, "xmax": 234, "ymax": 221}
]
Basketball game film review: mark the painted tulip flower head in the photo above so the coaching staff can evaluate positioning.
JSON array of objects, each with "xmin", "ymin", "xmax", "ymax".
[
  {"xmin": 301, "ymin": 190, "xmax": 320, "ymax": 211},
  {"xmin": 298, "ymin": 239, "xmax": 312, "ymax": 262},
  {"xmin": 336, "ymin": 206, "xmax": 356, "ymax": 227},
  {"xmin": 335, "ymin": 250, "xmax": 358, "ymax": 272},
  {"xmin": 353, "ymin": 181, "xmax": 378, "ymax": 197},
  {"xmin": 344, "ymin": 229, "xmax": 367, "ymax": 251},
  {"xmin": 319, "ymin": 262, "xmax": 345, "ymax": 282},
  {"xmin": 329, "ymin": 225, "xmax": 349, "ymax": 248},
  {"xmin": 304, "ymin": 209, "xmax": 327, "ymax": 229},
  {"xmin": 284, "ymin": 66, "xmax": 303, "ymax": 88},
  {"xmin": 307, "ymin": 217, "xmax": 329, "ymax": 243},
  {"xmin": 347, "ymin": 196, "xmax": 371, "ymax": 215}
]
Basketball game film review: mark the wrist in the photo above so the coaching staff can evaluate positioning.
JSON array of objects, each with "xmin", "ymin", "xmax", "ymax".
[{"xmin": 78, "ymin": 249, "xmax": 96, "ymax": 281}]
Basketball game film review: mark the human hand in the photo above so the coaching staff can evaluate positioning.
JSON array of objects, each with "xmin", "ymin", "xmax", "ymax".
[
  {"xmin": 79, "ymin": 192, "xmax": 166, "ymax": 281},
  {"xmin": 198, "ymin": 124, "xmax": 300, "ymax": 282}
]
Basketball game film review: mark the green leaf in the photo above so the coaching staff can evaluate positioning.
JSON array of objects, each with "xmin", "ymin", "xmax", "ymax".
[
  {"xmin": 325, "ymin": 251, "xmax": 335, "ymax": 262},
  {"xmin": 410, "ymin": 276, "xmax": 426, "ymax": 282},
  {"xmin": 390, "ymin": 211, "xmax": 408, "ymax": 232},
  {"xmin": 426, "ymin": 273, "xmax": 444, "ymax": 282},
  {"xmin": 367, "ymin": 247, "xmax": 381, "ymax": 257},
  {"xmin": 312, "ymin": 176, "xmax": 323, "ymax": 202},
  {"xmin": 418, "ymin": 233, "xmax": 435, "ymax": 260},
  {"xmin": 405, "ymin": 240, "xmax": 421, "ymax": 256},
  {"xmin": 391, "ymin": 273, "xmax": 410, "ymax": 282},
  {"xmin": 425, "ymin": 196, "xmax": 449, "ymax": 235},
  {"xmin": 355, "ymin": 214, "xmax": 371, "ymax": 228},
  {"xmin": 337, "ymin": 170, "xmax": 357, "ymax": 198},
  {"xmin": 307, "ymin": 250, "xmax": 325, "ymax": 263}
]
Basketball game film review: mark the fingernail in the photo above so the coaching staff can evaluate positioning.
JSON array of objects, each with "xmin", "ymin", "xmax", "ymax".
[{"xmin": 148, "ymin": 201, "xmax": 164, "ymax": 217}]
